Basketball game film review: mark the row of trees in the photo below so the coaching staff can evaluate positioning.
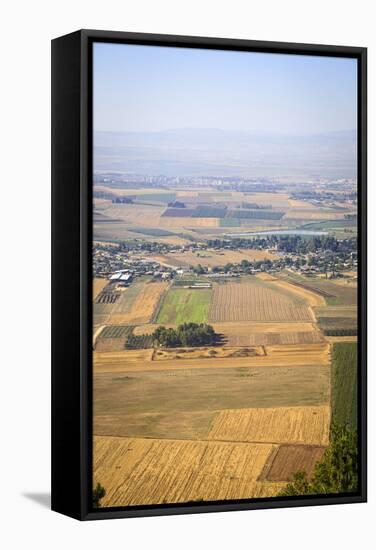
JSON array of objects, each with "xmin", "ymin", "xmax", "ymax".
[
  {"xmin": 152, "ymin": 323, "xmax": 217, "ymax": 348},
  {"xmin": 207, "ymin": 235, "xmax": 357, "ymax": 255},
  {"xmin": 279, "ymin": 424, "xmax": 358, "ymax": 496}
]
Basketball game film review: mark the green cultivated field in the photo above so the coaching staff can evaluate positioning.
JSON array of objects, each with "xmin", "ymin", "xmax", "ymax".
[
  {"xmin": 156, "ymin": 287, "xmax": 212, "ymax": 324},
  {"xmin": 331, "ymin": 342, "xmax": 358, "ymax": 429}
]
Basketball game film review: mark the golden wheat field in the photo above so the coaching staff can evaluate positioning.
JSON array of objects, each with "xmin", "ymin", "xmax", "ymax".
[
  {"xmin": 94, "ymin": 436, "xmax": 285, "ymax": 506},
  {"xmin": 208, "ymin": 406, "xmax": 331, "ymax": 446},
  {"xmin": 208, "ymin": 281, "xmax": 314, "ymax": 322}
]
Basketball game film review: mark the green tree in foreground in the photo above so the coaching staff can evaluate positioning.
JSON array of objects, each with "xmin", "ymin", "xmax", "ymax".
[
  {"xmin": 279, "ymin": 424, "xmax": 358, "ymax": 497},
  {"xmin": 93, "ymin": 482, "xmax": 106, "ymax": 508}
]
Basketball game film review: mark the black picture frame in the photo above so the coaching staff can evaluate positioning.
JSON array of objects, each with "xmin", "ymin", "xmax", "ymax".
[{"xmin": 51, "ymin": 29, "xmax": 367, "ymax": 521}]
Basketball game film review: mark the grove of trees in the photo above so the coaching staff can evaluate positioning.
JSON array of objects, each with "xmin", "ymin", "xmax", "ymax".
[{"xmin": 152, "ymin": 323, "xmax": 217, "ymax": 348}]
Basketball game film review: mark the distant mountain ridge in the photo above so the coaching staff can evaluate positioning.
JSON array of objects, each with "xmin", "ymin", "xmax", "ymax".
[{"xmin": 94, "ymin": 128, "xmax": 357, "ymax": 178}]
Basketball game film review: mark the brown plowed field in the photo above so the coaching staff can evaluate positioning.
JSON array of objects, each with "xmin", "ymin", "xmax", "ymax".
[
  {"xmin": 94, "ymin": 436, "xmax": 282, "ymax": 506},
  {"xmin": 208, "ymin": 282, "xmax": 313, "ymax": 322},
  {"xmin": 208, "ymin": 406, "xmax": 330, "ymax": 446},
  {"xmin": 262, "ymin": 444, "xmax": 326, "ymax": 481}
]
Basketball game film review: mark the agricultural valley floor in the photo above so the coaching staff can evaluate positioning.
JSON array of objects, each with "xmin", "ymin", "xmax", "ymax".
[{"xmin": 92, "ymin": 186, "xmax": 358, "ymax": 507}]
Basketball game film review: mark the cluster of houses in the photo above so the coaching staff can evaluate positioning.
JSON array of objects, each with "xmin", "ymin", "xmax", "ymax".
[
  {"xmin": 93, "ymin": 245, "xmax": 175, "ymax": 285},
  {"xmin": 93, "ymin": 240, "xmax": 357, "ymax": 289}
]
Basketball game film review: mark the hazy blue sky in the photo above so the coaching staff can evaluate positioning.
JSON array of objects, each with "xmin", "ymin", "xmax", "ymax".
[{"xmin": 93, "ymin": 42, "xmax": 357, "ymax": 135}]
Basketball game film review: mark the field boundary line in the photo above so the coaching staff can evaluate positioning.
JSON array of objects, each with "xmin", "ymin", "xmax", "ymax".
[
  {"xmin": 257, "ymin": 445, "xmax": 280, "ymax": 481},
  {"xmin": 93, "ymin": 433, "xmax": 329, "ymax": 447}
]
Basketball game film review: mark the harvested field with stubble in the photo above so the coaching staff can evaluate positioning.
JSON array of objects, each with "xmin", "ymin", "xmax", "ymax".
[
  {"xmin": 213, "ymin": 321, "xmax": 323, "ymax": 346},
  {"xmin": 94, "ymin": 436, "xmax": 284, "ymax": 506},
  {"xmin": 208, "ymin": 281, "xmax": 314, "ymax": 322},
  {"xmin": 93, "ymin": 342, "xmax": 330, "ymax": 373},
  {"xmin": 107, "ymin": 281, "xmax": 168, "ymax": 324},
  {"xmin": 93, "ymin": 363, "xmax": 330, "ymax": 440},
  {"xmin": 262, "ymin": 444, "xmax": 326, "ymax": 482},
  {"xmin": 95, "ymin": 325, "xmax": 135, "ymax": 352},
  {"xmin": 208, "ymin": 406, "xmax": 330, "ymax": 445},
  {"xmin": 93, "ymin": 278, "xmax": 108, "ymax": 300}
]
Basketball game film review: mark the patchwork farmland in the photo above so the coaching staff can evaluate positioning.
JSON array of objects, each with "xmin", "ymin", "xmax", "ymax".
[{"xmin": 92, "ymin": 182, "xmax": 358, "ymax": 507}]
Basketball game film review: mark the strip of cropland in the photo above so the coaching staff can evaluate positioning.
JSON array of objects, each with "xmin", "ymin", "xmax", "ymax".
[
  {"xmin": 208, "ymin": 279, "xmax": 313, "ymax": 323},
  {"xmin": 156, "ymin": 287, "xmax": 212, "ymax": 324},
  {"xmin": 93, "ymin": 342, "xmax": 330, "ymax": 373},
  {"xmin": 331, "ymin": 342, "xmax": 358, "ymax": 429}
]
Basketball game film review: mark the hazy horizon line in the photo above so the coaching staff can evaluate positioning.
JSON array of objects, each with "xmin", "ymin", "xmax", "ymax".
[{"xmin": 95, "ymin": 127, "xmax": 357, "ymax": 137}]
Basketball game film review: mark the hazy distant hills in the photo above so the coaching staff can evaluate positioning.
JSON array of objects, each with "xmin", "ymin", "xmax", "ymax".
[{"xmin": 94, "ymin": 128, "xmax": 357, "ymax": 178}]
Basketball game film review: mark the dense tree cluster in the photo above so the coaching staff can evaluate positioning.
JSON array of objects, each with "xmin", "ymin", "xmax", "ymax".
[
  {"xmin": 152, "ymin": 323, "xmax": 217, "ymax": 348},
  {"xmin": 279, "ymin": 424, "xmax": 358, "ymax": 497},
  {"xmin": 112, "ymin": 196, "xmax": 134, "ymax": 204},
  {"xmin": 208, "ymin": 235, "xmax": 357, "ymax": 255}
]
